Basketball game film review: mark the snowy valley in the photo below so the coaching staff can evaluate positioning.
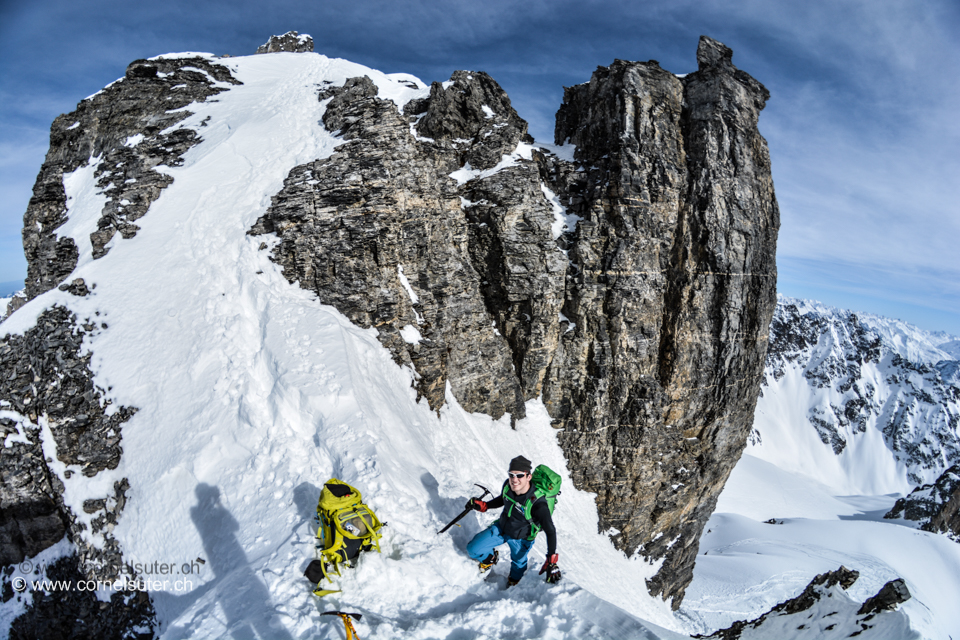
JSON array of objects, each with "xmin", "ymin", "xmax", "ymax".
[{"xmin": 1, "ymin": 32, "xmax": 959, "ymax": 640}]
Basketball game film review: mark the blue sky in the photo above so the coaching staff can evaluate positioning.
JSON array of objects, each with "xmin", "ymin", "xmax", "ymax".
[{"xmin": 2, "ymin": 0, "xmax": 958, "ymax": 335}]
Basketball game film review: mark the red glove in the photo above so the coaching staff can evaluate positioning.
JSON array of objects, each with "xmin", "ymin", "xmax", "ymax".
[
  {"xmin": 467, "ymin": 498, "xmax": 488, "ymax": 512},
  {"xmin": 539, "ymin": 554, "xmax": 559, "ymax": 574}
]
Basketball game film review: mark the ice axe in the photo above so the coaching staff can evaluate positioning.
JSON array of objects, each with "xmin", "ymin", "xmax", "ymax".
[
  {"xmin": 438, "ymin": 484, "xmax": 491, "ymax": 534},
  {"xmin": 321, "ymin": 611, "xmax": 362, "ymax": 639}
]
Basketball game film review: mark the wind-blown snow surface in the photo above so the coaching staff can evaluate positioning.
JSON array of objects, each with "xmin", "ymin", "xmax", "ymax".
[
  {"xmin": 3, "ymin": 51, "xmax": 952, "ymax": 639},
  {"xmin": 1, "ymin": 51, "xmax": 687, "ymax": 639}
]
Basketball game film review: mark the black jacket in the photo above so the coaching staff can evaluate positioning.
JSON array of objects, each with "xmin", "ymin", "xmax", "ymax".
[{"xmin": 486, "ymin": 480, "xmax": 557, "ymax": 556}]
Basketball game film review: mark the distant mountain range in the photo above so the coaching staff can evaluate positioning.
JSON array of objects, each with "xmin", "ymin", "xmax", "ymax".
[
  {"xmin": 0, "ymin": 281, "xmax": 24, "ymax": 297},
  {"xmin": 750, "ymin": 295, "xmax": 960, "ymax": 494}
]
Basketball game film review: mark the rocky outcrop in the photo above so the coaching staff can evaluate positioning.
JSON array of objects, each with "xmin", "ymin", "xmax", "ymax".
[
  {"xmin": 251, "ymin": 35, "xmax": 779, "ymax": 605},
  {"xmin": 695, "ymin": 567, "xmax": 912, "ymax": 639},
  {"xmin": 545, "ymin": 36, "xmax": 778, "ymax": 605},
  {"xmin": 885, "ymin": 464, "xmax": 960, "ymax": 537},
  {"xmin": 256, "ymin": 31, "xmax": 314, "ymax": 54},
  {"xmin": 0, "ymin": 307, "xmax": 135, "ymax": 572},
  {"xmin": 0, "ymin": 307, "xmax": 148, "ymax": 635},
  {"xmin": 249, "ymin": 72, "xmax": 540, "ymax": 419},
  {"xmin": 857, "ymin": 578, "xmax": 911, "ymax": 616},
  {"xmin": 4, "ymin": 554, "xmax": 155, "ymax": 639},
  {"xmin": 3, "ymin": 290, "xmax": 27, "ymax": 320},
  {"xmin": 22, "ymin": 56, "xmax": 240, "ymax": 301}
]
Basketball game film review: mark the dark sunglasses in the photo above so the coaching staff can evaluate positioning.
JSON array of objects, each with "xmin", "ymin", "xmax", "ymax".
[{"xmin": 508, "ymin": 472, "xmax": 528, "ymax": 479}]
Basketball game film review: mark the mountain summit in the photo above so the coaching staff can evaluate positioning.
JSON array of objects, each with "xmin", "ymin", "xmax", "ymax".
[{"xmin": 2, "ymin": 35, "xmax": 779, "ymax": 637}]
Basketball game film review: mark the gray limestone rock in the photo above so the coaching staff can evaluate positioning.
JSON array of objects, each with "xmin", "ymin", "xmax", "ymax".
[
  {"xmin": 6, "ymin": 554, "xmax": 155, "ymax": 639},
  {"xmin": 3, "ymin": 290, "xmax": 27, "ymax": 320},
  {"xmin": 547, "ymin": 36, "xmax": 778, "ymax": 605},
  {"xmin": 0, "ymin": 307, "xmax": 136, "ymax": 574},
  {"xmin": 250, "ymin": 73, "xmax": 536, "ymax": 420},
  {"xmin": 58, "ymin": 278, "xmax": 90, "ymax": 297},
  {"xmin": 416, "ymin": 70, "xmax": 531, "ymax": 171},
  {"xmin": 857, "ymin": 578, "xmax": 911, "ymax": 616},
  {"xmin": 0, "ymin": 427, "xmax": 67, "ymax": 566},
  {"xmin": 695, "ymin": 566, "xmax": 911, "ymax": 639},
  {"xmin": 256, "ymin": 31, "xmax": 314, "ymax": 54}
]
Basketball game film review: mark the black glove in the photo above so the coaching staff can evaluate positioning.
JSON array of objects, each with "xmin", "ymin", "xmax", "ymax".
[
  {"xmin": 546, "ymin": 564, "xmax": 561, "ymax": 583},
  {"xmin": 466, "ymin": 498, "xmax": 488, "ymax": 512},
  {"xmin": 539, "ymin": 554, "xmax": 561, "ymax": 583}
]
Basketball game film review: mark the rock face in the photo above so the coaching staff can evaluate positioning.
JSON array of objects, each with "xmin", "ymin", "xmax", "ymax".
[
  {"xmin": 0, "ymin": 307, "xmax": 134, "ymax": 566},
  {"xmin": 546, "ymin": 37, "xmax": 778, "ymax": 605},
  {"xmin": 0, "ymin": 306, "xmax": 136, "ymax": 575},
  {"xmin": 857, "ymin": 578, "xmax": 911, "ymax": 616},
  {"xmin": 885, "ymin": 464, "xmax": 960, "ymax": 537},
  {"xmin": 250, "ymin": 72, "xmax": 534, "ymax": 418},
  {"xmin": 256, "ymin": 31, "xmax": 314, "ymax": 54},
  {"xmin": 251, "ymin": 35, "xmax": 779, "ymax": 605},
  {"xmin": 4, "ymin": 554, "xmax": 155, "ymax": 639}
]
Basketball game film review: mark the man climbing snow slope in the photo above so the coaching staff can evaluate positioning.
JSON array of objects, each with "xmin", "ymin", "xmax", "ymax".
[{"xmin": 465, "ymin": 456, "xmax": 561, "ymax": 587}]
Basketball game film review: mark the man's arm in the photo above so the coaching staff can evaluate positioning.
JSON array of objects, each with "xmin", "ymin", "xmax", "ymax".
[
  {"xmin": 531, "ymin": 500, "xmax": 557, "ymax": 556},
  {"xmin": 485, "ymin": 494, "xmax": 505, "ymax": 509}
]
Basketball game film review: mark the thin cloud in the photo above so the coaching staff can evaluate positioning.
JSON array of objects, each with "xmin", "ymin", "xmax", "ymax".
[{"xmin": 0, "ymin": 0, "xmax": 956, "ymax": 333}]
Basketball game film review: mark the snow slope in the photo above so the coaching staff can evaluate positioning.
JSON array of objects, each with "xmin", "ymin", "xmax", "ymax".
[
  {"xmin": 682, "ymin": 453, "xmax": 960, "ymax": 639},
  {"xmin": 2, "ymin": 49, "xmax": 952, "ymax": 639},
  {"xmin": 679, "ymin": 297, "xmax": 960, "ymax": 639}
]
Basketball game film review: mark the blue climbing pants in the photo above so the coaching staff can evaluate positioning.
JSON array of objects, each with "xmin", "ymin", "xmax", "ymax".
[{"xmin": 467, "ymin": 523, "xmax": 535, "ymax": 582}]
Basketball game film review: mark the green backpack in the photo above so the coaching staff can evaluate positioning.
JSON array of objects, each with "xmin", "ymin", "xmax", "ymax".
[{"xmin": 502, "ymin": 464, "xmax": 562, "ymax": 541}]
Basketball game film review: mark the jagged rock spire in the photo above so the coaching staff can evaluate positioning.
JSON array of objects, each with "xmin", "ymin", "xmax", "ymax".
[{"xmin": 256, "ymin": 31, "xmax": 314, "ymax": 54}]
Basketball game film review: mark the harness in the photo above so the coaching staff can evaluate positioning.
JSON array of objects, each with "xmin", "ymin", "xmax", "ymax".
[{"xmin": 501, "ymin": 483, "xmax": 545, "ymax": 541}]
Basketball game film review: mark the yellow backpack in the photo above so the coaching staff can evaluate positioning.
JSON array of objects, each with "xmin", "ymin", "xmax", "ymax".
[{"xmin": 307, "ymin": 479, "xmax": 383, "ymax": 595}]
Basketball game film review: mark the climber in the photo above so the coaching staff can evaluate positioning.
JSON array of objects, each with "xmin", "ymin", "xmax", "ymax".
[{"xmin": 464, "ymin": 455, "xmax": 561, "ymax": 587}]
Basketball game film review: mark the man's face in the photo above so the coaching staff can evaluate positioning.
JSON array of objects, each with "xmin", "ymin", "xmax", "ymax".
[{"xmin": 508, "ymin": 469, "xmax": 531, "ymax": 494}]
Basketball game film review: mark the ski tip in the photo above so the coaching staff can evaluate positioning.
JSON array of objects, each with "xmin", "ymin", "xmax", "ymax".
[{"xmin": 312, "ymin": 588, "xmax": 342, "ymax": 597}]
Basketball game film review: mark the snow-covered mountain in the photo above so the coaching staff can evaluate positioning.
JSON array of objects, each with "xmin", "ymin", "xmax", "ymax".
[
  {"xmin": 2, "ymin": 31, "xmax": 957, "ymax": 640},
  {"xmin": 680, "ymin": 297, "xmax": 960, "ymax": 639},
  {"xmin": 749, "ymin": 296, "xmax": 960, "ymax": 494}
]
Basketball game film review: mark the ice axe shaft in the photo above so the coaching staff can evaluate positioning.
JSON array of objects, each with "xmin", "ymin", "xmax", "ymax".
[
  {"xmin": 438, "ymin": 484, "xmax": 491, "ymax": 534},
  {"xmin": 321, "ymin": 611, "xmax": 362, "ymax": 639}
]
